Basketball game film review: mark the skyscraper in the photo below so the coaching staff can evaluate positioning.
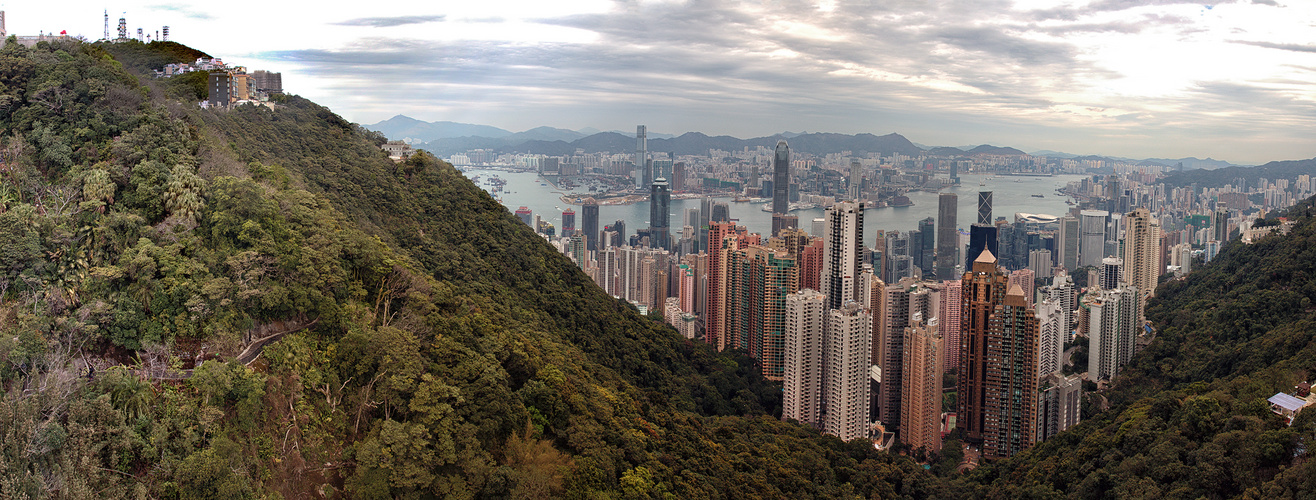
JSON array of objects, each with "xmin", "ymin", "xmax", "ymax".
[
  {"xmin": 561, "ymin": 209, "xmax": 576, "ymax": 238},
  {"xmin": 958, "ymin": 249, "xmax": 1008, "ymax": 444},
  {"xmin": 847, "ymin": 159, "xmax": 863, "ymax": 201},
  {"xmin": 1036, "ymin": 299, "xmax": 1064, "ymax": 377},
  {"xmin": 901, "ymin": 317, "xmax": 943, "ymax": 452},
  {"xmin": 1057, "ymin": 216, "xmax": 1080, "ymax": 271},
  {"xmin": 917, "ymin": 217, "xmax": 936, "ymax": 278},
  {"xmin": 582, "ymin": 199, "xmax": 600, "ymax": 252},
  {"xmin": 649, "ymin": 178, "xmax": 671, "ymax": 250},
  {"xmin": 967, "ymin": 224, "xmax": 998, "ymax": 271},
  {"xmin": 635, "ymin": 125, "xmax": 648, "ymax": 190},
  {"xmin": 877, "ymin": 279, "xmax": 935, "ymax": 430},
  {"xmin": 1079, "ymin": 210, "xmax": 1109, "ymax": 268},
  {"xmin": 773, "ymin": 140, "xmax": 791, "ymax": 216},
  {"xmin": 515, "ymin": 206, "xmax": 532, "ymax": 226},
  {"xmin": 936, "ymin": 193, "xmax": 959, "ymax": 280},
  {"xmin": 1122, "ymin": 207, "xmax": 1162, "ymax": 307},
  {"xmin": 823, "ymin": 201, "xmax": 865, "ymax": 310},
  {"xmin": 1099, "ymin": 257, "xmax": 1123, "ymax": 290},
  {"xmin": 938, "ymin": 279, "xmax": 962, "ymax": 370},
  {"xmin": 783, "ymin": 289, "xmax": 827, "ymax": 428},
  {"xmin": 824, "ymin": 302, "xmax": 872, "ymax": 441},
  {"xmin": 705, "ymin": 221, "xmax": 738, "ymax": 351},
  {"xmin": 978, "ymin": 191, "xmax": 993, "ymax": 225},
  {"xmin": 981, "ymin": 283, "xmax": 1039, "ymax": 459},
  {"xmin": 1037, "ymin": 372, "xmax": 1083, "ymax": 442},
  {"xmin": 1086, "ymin": 286, "xmax": 1141, "ymax": 382}
]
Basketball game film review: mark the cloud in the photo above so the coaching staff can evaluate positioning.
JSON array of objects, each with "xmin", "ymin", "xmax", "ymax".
[
  {"xmin": 333, "ymin": 15, "xmax": 446, "ymax": 27},
  {"xmin": 1251, "ymin": 0, "xmax": 1280, "ymax": 6},
  {"xmin": 1231, "ymin": 40, "xmax": 1316, "ymax": 52},
  {"xmin": 147, "ymin": 4, "xmax": 214, "ymax": 20}
]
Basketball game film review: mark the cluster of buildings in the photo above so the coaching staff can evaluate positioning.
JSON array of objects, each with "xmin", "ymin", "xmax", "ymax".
[
  {"xmin": 504, "ymin": 125, "xmax": 1316, "ymax": 461},
  {"xmin": 203, "ymin": 68, "xmax": 283, "ymax": 108}
]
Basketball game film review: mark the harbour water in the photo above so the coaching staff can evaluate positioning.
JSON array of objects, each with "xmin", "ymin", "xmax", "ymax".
[{"xmin": 461, "ymin": 168, "xmax": 1090, "ymax": 240}]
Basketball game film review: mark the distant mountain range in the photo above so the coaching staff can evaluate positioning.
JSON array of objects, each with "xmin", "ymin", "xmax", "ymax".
[{"xmin": 362, "ymin": 116, "xmax": 1248, "ymax": 168}]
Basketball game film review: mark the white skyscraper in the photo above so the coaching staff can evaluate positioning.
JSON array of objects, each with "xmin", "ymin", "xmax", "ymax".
[
  {"xmin": 783, "ymin": 289, "xmax": 828, "ymax": 428},
  {"xmin": 1036, "ymin": 299, "xmax": 1064, "ymax": 378},
  {"xmin": 823, "ymin": 201, "xmax": 865, "ymax": 310},
  {"xmin": 824, "ymin": 302, "xmax": 873, "ymax": 441},
  {"xmin": 1079, "ymin": 210, "xmax": 1109, "ymax": 268},
  {"xmin": 1086, "ymin": 287, "xmax": 1141, "ymax": 382}
]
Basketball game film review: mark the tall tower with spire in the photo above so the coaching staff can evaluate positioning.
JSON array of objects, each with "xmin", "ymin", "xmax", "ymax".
[{"xmin": 772, "ymin": 140, "xmax": 790, "ymax": 216}]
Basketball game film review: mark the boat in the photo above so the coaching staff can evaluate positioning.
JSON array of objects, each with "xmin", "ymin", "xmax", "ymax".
[{"xmin": 1031, "ymin": 194, "xmax": 1044, "ymax": 198}]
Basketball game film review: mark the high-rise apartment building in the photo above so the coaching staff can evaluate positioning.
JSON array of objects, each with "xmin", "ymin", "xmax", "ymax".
[
  {"xmin": 937, "ymin": 193, "xmax": 959, "ymax": 280},
  {"xmin": 901, "ymin": 317, "xmax": 943, "ymax": 452},
  {"xmin": 938, "ymin": 279, "xmax": 962, "ymax": 370},
  {"xmin": 824, "ymin": 302, "xmax": 873, "ymax": 441},
  {"xmin": 957, "ymin": 249, "xmax": 1008, "ymax": 444},
  {"xmin": 1099, "ymin": 257, "xmax": 1123, "ymax": 291},
  {"xmin": 726, "ymin": 246, "xmax": 798, "ymax": 380},
  {"xmin": 705, "ymin": 221, "xmax": 738, "ymax": 350},
  {"xmin": 1036, "ymin": 299, "xmax": 1064, "ymax": 377},
  {"xmin": 823, "ymin": 201, "xmax": 865, "ymax": 310},
  {"xmin": 876, "ymin": 279, "xmax": 936, "ymax": 430},
  {"xmin": 561, "ymin": 209, "xmax": 576, "ymax": 238},
  {"xmin": 773, "ymin": 141, "xmax": 791, "ymax": 217},
  {"xmin": 981, "ymin": 283, "xmax": 1039, "ymax": 459},
  {"xmin": 1122, "ymin": 207, "xmax": 1162, "ymax": 307},
  {"xmin": 1036, "ymin": 372, "xmax": 1082, "ymax": 442},
  {"xmin": 783, "ymin": 289, "xmax": 827, "ymax": 428},
  {"xmin": 1086, "ymin": 286, "xmax": 1141, "ymax": 382}
]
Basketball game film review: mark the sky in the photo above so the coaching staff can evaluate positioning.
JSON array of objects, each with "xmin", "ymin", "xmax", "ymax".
[{"xmin": 9, "ymin": 1, "xmax": 1316, "ymax": 164}]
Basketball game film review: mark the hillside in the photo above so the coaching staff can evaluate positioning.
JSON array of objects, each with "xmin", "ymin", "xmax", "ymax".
[
  {"xmin": 1160, "ymin": 157, "xmax": 1316, "ymax": 189},
  {"xmin": 0, "ymin": 36, "xmax": 946, "ymax": 499}
]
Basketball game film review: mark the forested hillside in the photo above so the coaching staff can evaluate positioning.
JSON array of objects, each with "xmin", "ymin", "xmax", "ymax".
[{"xmin": 0, "ymin": 37, "xmax": 1312, "ymax": 499}]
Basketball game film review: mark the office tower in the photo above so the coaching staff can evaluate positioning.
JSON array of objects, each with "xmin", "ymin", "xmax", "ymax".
[
  {"xmin": 582, "ymin": 199, "xmax": 600, "ymax": 252},
  {"xmin": 901, "ymin": 317, "xmax": 943, "ymax": 452},
  {"xmin": 1079, "ymin": 210, "xmax": 1109, "ymax": 267},
  {"xmin": 847, "ymin": 159, "xmax": 863, "ymax": 201},
  {"xmin": 811, "ymin": 218, "xmax": 826, "ymax": 238},
  {"xmin": 711, "ymin": 202, "xmax": 730, "ymax": 223},
  {"xmin": 652, "ymin": 157, "xmax": 672, "ymax": 184},
  {"xmin": 1122, "ymin": 207, "xmax": 1162, "ymax": 305},
  {"xmin": 705, "ymin": 222, "xmax": 738, "ymax": 351},
  {"xmin": 823, "ymin": 201, "xmax": 865, "ymax": 310},
  {"xmin": 978, "ymin": 191, "xmax": 993, "ymax": 225},
  {"xmin": 561, "ymin": 209, "xmax": 576, "ymax": 238},
  {"xmin": 783, "ymin": 289, "xmax": 827, "ymax": 428},
  {"xmin": 773, "ymin": 141, "xmax": 791, "ymax": 215},
  {"xmin": 917, "ymin": 217, "xmax": 936, "ymax": 278},
  {"xmin": 1099, "ymin": 257, "xmax": 1122, "ymax": 290},
  {"xmin": 649, "ymin": 178, "xmax": 671, "ymax": 250},
  {"xmin": 1086, "ymin": 287, "xmax": 1141, "ymax": 382},
  {"xmin": 981, "ymin": 283, "xmax": 1039, "ymax": 459},
  {"xmin": 635, "ymin": 125, "xmax": 647, "ymax": 190},
  {"xmin": 699, "ymin": 197, "xmax": 713, "ymax": 253},
  {"xmin": 1028, "ymin": 249, "xmax": 1053, "ymax": 277},
  {"xmin": 607, "ymin": 220, "xmax": 626, "ymax": 248},
  {"xmin": 1037, "ymin": 373, "xmax": 1082, "ymax": 442},
  {"xmin": 936, "ymin": 193, "xmax": 958, "ymax": 280},
  {"xmin": 938, "ymin": 279, "xmax": 962, "ymax": 371},
  {"xmin": 1036, "ymin": 299, "xmax": 1064, "ymax": 377},
  {"xmin": 967, "ymin": 224, "xmax": 998, "ymax": 271},
  {"xmin": 673, "ymin": 162, "xmax": 686, "ymax": 192},
  {"xmin": 1057, "ymin": 216, "xmax": 1080, "ymax": 271},
  {"xmin": 515, "ymin": 206, "xmax": 532, "ymax": 226},
  {"xmin": 957, "ymin": 249, "xmax": 1008, "ymax": 444},
  {"xmin": 824, "ymin": 302, "xmax": 873, "ymax": 441}
]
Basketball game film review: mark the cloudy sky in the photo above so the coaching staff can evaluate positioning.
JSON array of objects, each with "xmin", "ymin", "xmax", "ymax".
[{"xmin": 13, "ymin": 1, "xmax": 1316, "ymax": 163}]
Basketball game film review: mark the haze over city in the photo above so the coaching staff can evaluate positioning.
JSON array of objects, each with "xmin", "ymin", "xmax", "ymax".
[{"xmin": 13, "ymin": 0, "xmax": 1316, "ymax": 163}]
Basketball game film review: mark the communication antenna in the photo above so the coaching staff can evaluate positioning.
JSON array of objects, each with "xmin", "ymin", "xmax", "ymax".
[{"xmin": 103, "ymin": 10, "xmax": 109, "ymax": 41}]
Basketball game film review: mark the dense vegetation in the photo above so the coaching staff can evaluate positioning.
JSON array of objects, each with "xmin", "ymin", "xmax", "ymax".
[{"xmin": 0, "ymin": 37, "xmax": 1312, "ymax": 499}]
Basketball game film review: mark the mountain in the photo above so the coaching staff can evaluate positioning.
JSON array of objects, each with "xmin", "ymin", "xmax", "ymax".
[
  {"xmin": 1141, "ymin": 156, "xmax": 1242, "ymax": 170},
  {"xmin": 927, "ymin": 146, "xmax": 967, "ymax": 156},
  {"xmin": 426, "ymin": 130, "xmax": 927, "ymax": 157},
  {"xmin": 363, "ymin": 114, "xmax": 513, "ymax": 142},
  {"xmin": 503, "ymin": 125, "xmax": 584, "ymax": 143},
  {"xmin": 1029, "ymin": 149, "xmax": 1080, "ymax": 158},
  {"xmin": 966, "ymin": 144, "xmax": 1027, "ymax": 155},
  {"xmin": 1160, "ymin": 157, "xmax": 1316, "ymax": 189}
]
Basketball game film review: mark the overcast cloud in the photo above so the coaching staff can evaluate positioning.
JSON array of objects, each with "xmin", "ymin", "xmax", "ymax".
[{"xmin": 15, "ymin": 0, "xmax": 1316, "ymax": 163}]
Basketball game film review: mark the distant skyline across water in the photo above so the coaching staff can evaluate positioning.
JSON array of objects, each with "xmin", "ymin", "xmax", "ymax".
[{"xmin": 464, "ymin": 168, "xmax": 1088, "ymax": 244}]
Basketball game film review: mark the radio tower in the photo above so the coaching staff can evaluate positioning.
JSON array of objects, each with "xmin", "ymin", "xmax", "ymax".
[{"xmin": 103, "ymin": 10, "xmax": 109, "ymax": 41}]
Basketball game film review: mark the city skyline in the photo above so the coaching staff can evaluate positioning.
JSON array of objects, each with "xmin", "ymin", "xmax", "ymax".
[{"xmin": 14, "ymin": 1, "xmax": 1316, "ymax": 165}]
